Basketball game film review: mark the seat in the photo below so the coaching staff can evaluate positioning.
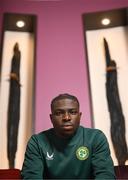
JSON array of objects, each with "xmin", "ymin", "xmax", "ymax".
[
  {"xmin": 0, "ymin": 169, "xmax": 21, "ymax": 179},
  {"xmin": 0, "ymin": 166, "xmax": 128, "ymax": 179},
  {"xmin": 114, "ymin": 165, "xmax": 128, "ymax": 179}
]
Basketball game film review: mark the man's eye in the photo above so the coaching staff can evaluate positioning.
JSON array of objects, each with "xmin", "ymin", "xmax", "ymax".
[
  {"xmin": 54, "ymin": 111, "xmax": 62, "ymax": 116},
  {"xmin": 70, "ymin": 110, "xmax": 78, "ymax": 115}
]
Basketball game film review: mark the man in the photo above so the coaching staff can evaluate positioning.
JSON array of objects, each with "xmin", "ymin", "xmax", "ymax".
[{"xmin": 21, "ymin": 93, "xmax": 115, "ymax": 179}]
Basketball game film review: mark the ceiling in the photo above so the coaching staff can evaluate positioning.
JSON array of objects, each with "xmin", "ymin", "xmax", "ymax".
[
  {"xmin": 83, "ymin": 8, "xmax": 128, "ymax": 31},
  {"xmin": 3, "ymin": 7, "xmax": 128, "ymax": 32},
  {"xmin": 3, "ymin": 13, "xmax": 36, "ymax": 32}
]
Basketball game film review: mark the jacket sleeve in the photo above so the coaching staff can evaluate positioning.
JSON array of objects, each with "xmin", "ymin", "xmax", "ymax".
[
  {"xmin": 21, "ymin": 135, "xmax": 44, "ymax": 179},
  {"xmin": 91, "ymin": 130, "xmax": 116, "ymax": 179}
]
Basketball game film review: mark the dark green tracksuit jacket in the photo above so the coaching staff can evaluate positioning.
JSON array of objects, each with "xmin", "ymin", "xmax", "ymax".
[{"xmin": 21, "ymin": 126, "xmax": 115, "ymax": 179}]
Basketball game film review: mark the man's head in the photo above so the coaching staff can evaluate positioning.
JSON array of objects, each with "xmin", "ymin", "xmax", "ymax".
[{"xmin": 50, "ymin": 93, "xmax": 82, "ymax": 138}]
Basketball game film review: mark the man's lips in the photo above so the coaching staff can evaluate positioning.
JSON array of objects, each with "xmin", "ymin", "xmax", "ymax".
[
  {"xmin": 61, "ymin": 122, "xmax": 73, "ymax": 127},
  {"xmin": 61, "ymin": 123, "xmax": 73, "ymax": 129}
]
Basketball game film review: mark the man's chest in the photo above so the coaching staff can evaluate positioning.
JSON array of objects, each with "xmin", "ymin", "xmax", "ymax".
[{"xmin": 41, "ymin": 141, "xmax": 92, "ymax": 179}]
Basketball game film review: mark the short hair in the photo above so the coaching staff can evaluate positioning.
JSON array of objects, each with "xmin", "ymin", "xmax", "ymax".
[{"xmin": 51, "ymin": 93, "xmax": 80, "ymax": 110}]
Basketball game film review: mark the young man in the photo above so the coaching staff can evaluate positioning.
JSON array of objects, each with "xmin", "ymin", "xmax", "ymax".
[{"xmin": 21, "ymin": 93, "xmax": 116, "ymax": 179}]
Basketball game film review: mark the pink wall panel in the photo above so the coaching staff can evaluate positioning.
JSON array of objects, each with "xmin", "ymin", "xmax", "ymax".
[{"xmin": 0, "ymin": 0, "xmax": 128, "ymax": 132}]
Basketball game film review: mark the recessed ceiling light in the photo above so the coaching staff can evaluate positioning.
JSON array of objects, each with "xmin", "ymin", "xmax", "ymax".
[
  {"xmin": 101, "ymin": 18, "xmax": 111, "ymax": 26},
  {"xmin": 16, "ymin": 20, "xmax": 25, "ymax": 28}
]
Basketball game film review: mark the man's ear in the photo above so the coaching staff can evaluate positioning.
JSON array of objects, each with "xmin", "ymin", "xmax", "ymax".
[
  {"xmin": 50, "ymin": 114, "xmax": 53, "ymax": 123},
  {"xmin": 79, "ymin": 112, "xmax": 82, "ymax": 118}
]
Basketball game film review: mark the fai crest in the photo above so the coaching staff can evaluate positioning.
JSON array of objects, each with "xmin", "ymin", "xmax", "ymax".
[{"xmin": 76, "ymin": 146, "xmax": 89, "ymax": 160}]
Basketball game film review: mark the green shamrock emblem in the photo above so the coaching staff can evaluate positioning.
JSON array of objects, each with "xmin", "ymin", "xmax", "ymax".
[{"xmin": 76, "ymin": 146, "xmax": 89, "ymax": 160}]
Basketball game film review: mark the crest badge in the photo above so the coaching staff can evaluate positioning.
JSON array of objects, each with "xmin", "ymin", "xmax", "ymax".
[{"xmin": 76, "ymin": 146, "xmax": 89, "ymax": 160}]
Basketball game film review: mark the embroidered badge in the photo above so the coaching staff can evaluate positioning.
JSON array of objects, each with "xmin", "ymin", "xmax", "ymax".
[
  {"xmin": 46, "ymin": 152, "xmax": 54, "ymax": 160},
  {"xmin": 76, "ymin": 146, "xmax": 89, "ymax": 160}
]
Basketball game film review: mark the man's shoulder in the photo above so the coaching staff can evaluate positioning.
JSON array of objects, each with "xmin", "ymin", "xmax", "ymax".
[
  {"xmin": 80, "ymin": 126, "xmax": 105, "ymax": 137},
  {"xmin": 29, "ymin": 128, "xmax": 54, "ymax": 143},
  {"xmin": 38, "ymin": 128, "xmax": 53, "ymax": 135},
  {"xmin": 80, "ymin": 126, "xmax": 107, "ymax": 145},
  {"xmin": 80, "ymin": 125, "xmax": 102, "ymax": 132},
  {"xmin": 34, "ymin": 128, "xmax": 53, "ymax": 138}
]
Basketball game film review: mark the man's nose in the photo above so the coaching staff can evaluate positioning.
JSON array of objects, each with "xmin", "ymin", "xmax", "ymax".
[{"xmin": 63, "ymin": 112, "xmax": 71, "ymax": 121}]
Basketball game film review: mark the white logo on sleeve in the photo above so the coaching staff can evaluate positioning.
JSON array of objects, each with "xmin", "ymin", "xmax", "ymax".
[{"xmin": 46, "ymin": 152, "xmax": 54, "ymax": 160}]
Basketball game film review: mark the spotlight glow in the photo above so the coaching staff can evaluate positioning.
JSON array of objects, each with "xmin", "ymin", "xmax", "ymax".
[
  {"xmin": 16, "ymin": 20, "xmax": 25, "ymax": 28},
  {"xmin": 101, "ymin": 18, "xmax": 111, "ymax": 26}
]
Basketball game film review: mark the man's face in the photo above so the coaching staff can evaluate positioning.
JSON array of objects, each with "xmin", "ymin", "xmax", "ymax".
[{"xmin": 50, "ymin": 98, "xmax": 82, "ymax": 138}]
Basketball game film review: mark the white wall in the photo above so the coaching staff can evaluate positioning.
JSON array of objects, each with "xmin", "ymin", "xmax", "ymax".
[
  {"xmin": 0, "ymin": 31, "xmax": 34, "ymax": 169},
  {"xmin": 86, "ymin": 26, "xmax": 128, "ymax": 165}
]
